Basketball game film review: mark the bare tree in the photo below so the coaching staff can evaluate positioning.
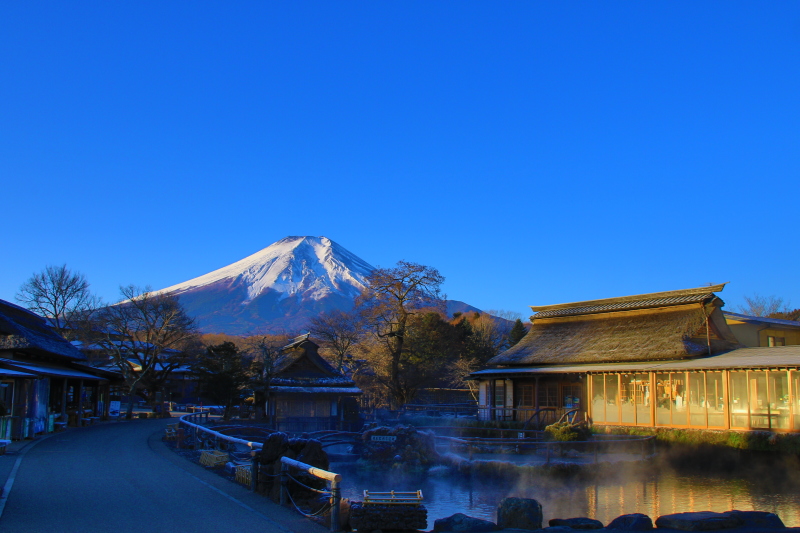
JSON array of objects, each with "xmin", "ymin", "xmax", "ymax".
[
  {"xmin": 308, "ymin": 309, "xmax": 363, "ymax": 372},
  {"xmin": 243, "ymin": 334, "xmax": 288, "ymax": 426},
  {"xmin": 737, "ymin": 294, "xmax": 791, "ymax": 318},
  {"xmin": 357, "ymin": 261, "xmax": 445, "ymax": 408},
  {"xmin": 15, "ymin": 264, "xmax": 100, "ymax": 340},
  {"xmin": 92, "ymin": 285, "xmax": 198, "ymax": 419}
]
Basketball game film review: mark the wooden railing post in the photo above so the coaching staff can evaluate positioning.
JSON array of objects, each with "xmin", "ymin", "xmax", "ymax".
[
  {"xmin": 250, "ymin": 451, "xmax": 258, "ymax": 492},
  {"xmin": 280, "ymin": 461, "xmax": 288, "ymax": 506},
  {"xmin": 330, "ymin": 479, "xmax": 341, "ymax": 532}
]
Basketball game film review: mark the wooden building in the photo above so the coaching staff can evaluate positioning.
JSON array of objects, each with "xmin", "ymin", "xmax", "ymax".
[
  {"xmin": 471, "ymin": 284, "xmax": 800, "ymax": 432},
  {"xmin": 0, "ymin": 299, "xmax": 120, "ymax": 439},
  {"xmin": 723, "ymin": 312, "xmax": 800, "ymax": 348},
  {"xmin": 268, "ymin": 334, "xmax": 362, "ymax": 432}
]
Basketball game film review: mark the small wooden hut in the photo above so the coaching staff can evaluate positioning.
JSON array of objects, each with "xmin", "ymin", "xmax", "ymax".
[{"xmin": 267, "ymin": 334, "xmax": 362, "ymax": 432}]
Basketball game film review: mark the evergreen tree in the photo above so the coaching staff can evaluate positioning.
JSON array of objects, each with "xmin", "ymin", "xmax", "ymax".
[
  {"xmin": 508, "ymin": 318, "xmax": 528, "ymax": 347},
  {"xmin": 192, "ymin": 342, "xmax": 250, "ymax": 421}
]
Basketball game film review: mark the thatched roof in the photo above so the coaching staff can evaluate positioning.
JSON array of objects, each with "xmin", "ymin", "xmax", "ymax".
[
  {"xmin": 0, "ymin": 299, "xmax": 85, "ymax": 361},
  {"xmin": 488, "ymin": 285, "xmax": 742, "ymax": 366},
  {"xmin": 271, "ymin": 335, "xmax": 360, "ymax": 393}
]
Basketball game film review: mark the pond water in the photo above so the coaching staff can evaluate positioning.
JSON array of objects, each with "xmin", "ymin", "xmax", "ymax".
[{"xmin": 331, "ymin": 451, "xmax": 800, "ymax": 529}]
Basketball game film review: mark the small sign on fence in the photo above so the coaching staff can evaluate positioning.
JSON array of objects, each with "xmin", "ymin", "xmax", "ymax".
[{"xmin": 371, "ymin": 435, "xmax": 397, "ymax": 442}]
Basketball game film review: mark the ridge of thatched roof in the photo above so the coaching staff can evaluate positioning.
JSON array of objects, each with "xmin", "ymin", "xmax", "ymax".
[
  {"xmin": 490, "ymin": 286, "xmax": 742, "ymax": 366},
  {"xmin": 530, "ymin": 284, "xmax": 728, "ymax": 318},
  {"xmin": 0, "ymin": 299, "xmax": 85, "ymax": 361}
]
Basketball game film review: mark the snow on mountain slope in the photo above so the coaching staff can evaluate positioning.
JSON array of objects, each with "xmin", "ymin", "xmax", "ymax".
[
  {"xmin": 159, "ymin": 236, "xmax": 374, "ymax": 302},
  {"xmin": 155, "ymin": 236, "xmax": 485, "ymax": 335}
]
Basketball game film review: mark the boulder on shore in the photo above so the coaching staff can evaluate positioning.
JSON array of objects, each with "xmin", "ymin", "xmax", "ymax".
[
  {"xmin": 496, "ymin": 497, "xmax": 543, "ymax": 530},
  {"xmin": 655, "ymin": 511, "xmax": 743, "ymax": 531},
  {"xmin": 548, "ymin": 517, "xmax": 603, "ymax": 529},
  {"xmin": 433, "ymin": 512, "xmax": 498, "ymax": 532},
  {"xmin": 605, "ymin": 513, "xmax": 653, "ymax": 530}
]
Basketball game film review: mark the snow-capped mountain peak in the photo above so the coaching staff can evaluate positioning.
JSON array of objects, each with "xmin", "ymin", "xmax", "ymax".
[{"xmin": 159, "ymin": 236, "xmax": 374, "ymax": 303}]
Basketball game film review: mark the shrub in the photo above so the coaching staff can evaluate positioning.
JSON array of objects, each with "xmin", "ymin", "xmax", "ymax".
[{"xmin": 545, "ymin": 422, "xmax": 592, "ymax": 442}]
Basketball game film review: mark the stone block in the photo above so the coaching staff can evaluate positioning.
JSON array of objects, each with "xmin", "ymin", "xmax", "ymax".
[
  {"xmin": 725, "ymin": 510, "xmax": 784, "ymax": 529},
  {"xmin": 434, "ymin": 512, "xmax": 498, "ymax": 532},
  {"xmin": 497, "ymin": 497, "xmax": 543, "ymax": 530},
  {"xmin": 349, "ymin": 502, "xmax": 427, "ymax": 531},
  {"xmin": 654, "ymin": 511, "xmax": 742, "ymax": 531},
  {"xmin": 606, "ymin": 513, "xmax": 653, "ymax": 530},
  {"xmin": 548, "ymin": 517, "xmax": 604, "ymax": 529}
]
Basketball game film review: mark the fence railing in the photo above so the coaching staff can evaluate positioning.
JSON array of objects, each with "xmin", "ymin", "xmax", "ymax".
[
  {"xmin": 434, "ymin": 432, "xmax": 657, "ymax": 464},
  {"xmin": 178, "ymin": 412, "xmax": 262, "ymax": 490},
  {"xmin": 179, "ymin": 413, "xmax": 346, "ymax": 531},
  {"xmin": 280, "ymin": 457, "xmax": 342, "ymax": 532}
]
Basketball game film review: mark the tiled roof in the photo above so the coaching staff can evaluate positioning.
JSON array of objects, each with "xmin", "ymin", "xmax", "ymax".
[{"xmin": 533, "ymin": 293, "xmax": 713, "ymax": 319}]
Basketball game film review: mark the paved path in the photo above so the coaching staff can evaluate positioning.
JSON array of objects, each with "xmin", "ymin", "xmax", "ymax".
[{"xmin": 0, "ymin": 419, "xmax": 327, "ymax": 533}]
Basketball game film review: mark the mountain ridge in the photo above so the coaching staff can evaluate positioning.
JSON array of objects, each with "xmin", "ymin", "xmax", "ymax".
[{"xmin": 156, "ymin": 236, "xmax": 480, "ymax": 334}]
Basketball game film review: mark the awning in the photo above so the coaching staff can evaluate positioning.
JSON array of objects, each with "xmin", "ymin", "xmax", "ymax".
[
  {"xmin": 471, "ymin": 346, "xmax": 800, "ymax": 378},
  {"xmin": 0, "ymin": 358, "xmax": 107, "ymax": 381},
  {"xmin": 270, "ymin": 386, "xmax": 362, "ymax": 395},
  {"xmin": 0, "ymin": 368, "xmax": 38, "ymax": 378}
]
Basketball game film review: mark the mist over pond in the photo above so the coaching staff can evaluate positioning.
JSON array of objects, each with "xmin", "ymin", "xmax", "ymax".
[{"xmin": 331, "ymin": 447, "xmax": 800, "ymax": 529}]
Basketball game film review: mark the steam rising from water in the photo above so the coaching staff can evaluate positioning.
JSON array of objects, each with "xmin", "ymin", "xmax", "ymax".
[{"xmin": 333, "ymin": 446, "xmax": 800, "ymax": 529}]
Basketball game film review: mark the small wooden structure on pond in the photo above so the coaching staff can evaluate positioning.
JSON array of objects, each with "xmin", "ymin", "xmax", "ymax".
[{"xmin": 268, "ymin": 334, "xmax": 362, "ymax": 432}]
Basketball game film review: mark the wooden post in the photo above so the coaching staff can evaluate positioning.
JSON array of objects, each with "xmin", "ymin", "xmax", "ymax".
[
  {"xmin": 76, "ymin": 380, "xmax": 84, "ymax": 426},
  {"xmin": 61, "ymin": 378, "xmax": 68, "ymax": 423},
  {"xmin": 280, "ymin": 461, "xmax": 288, "ymax": 506},
  {"xmin": 250, "ymin": 451, "xmax": 258, "ymax": 492},
  {"xmin": 330, "ymin": 479, "xmax": 341, "ymax": 532}
]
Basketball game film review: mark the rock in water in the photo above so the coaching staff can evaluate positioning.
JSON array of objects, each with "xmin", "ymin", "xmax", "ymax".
[
  {"xmin": 549, "ymin": 517, "xmax": 604, "ymax": 529},
  {"xmin": 606, "ymin": 513, "xmax": 653, "ymax": 530},
  {"xmin": 496, "ymin": 497, "xmax": 543, "ymax": 530},
  {"xmin": 433, "ymin": 512, "xmax": 498, "ymax": 532}
]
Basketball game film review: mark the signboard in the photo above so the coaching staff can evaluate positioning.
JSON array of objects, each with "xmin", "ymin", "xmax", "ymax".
[
  {"xmin": 371, "ymin": 435, "xmax": 397, "ymax": 442},
  {"xmin": 109, "ymin": 400, "xmax": 121, "ymax": 417}
]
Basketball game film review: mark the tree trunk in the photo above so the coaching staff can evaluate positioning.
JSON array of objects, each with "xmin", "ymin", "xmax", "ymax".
[{"xmin": 125, "ymin": 390, "xmax": 136, "ymax": 420}]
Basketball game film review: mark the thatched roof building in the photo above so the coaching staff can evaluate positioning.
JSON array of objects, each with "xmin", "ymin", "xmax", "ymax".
[
  {"xmin": 471, "ymin": 284, "xmax": 800, "ymax": 433},
  {"xmin": 488, "ymin": 284, "xmax": 742, "ymax": 366}
]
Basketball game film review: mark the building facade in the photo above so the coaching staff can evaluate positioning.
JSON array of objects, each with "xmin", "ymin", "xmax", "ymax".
[
  {"xmin": 472, "ymin": 285, "xmax": 800, "ymax": 432},
  {"xmin": 0, "ymin": 299, "xmax": 119, "ymax": 439}
]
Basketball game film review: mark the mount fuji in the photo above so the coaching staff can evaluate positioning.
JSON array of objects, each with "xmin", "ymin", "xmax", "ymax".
[{"xmin": 157, "ymin": 236, "xmax": 479, "ymax": 335}]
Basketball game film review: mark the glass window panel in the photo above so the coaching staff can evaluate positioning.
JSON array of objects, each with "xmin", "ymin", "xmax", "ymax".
[
  {"xmin": 768, "ymin": 371, "xmax": 789, "ymax": 430},
  {"xmin": 635, "ymin": 374, "xmax": 651, "ymax": 425},
  {"xmin": 592, "ymin": 375, "xmax": 605, "ymax": 423},
  {"xmin": 538, "ymin": 383, "xmax": 558, "ymax": 407},
  {"xmin": 605, "ymin": 374, "xmax": 619, "ymax": 423},
  {"xmin": 620, "ymin": 374, "xmax": 636, "ymax": 423},
  {"xmin": 750, "ymin": 371, "xmax": 770, "ymax": 429},
  {"xmin": 729, "ymin": 371, "xmax": 749, "ymax": 428},
  {"xmin": 688, "ymin": 372, "xmax": 707, "ymax": 427},
  {"xmin": 494, "ymin": 380, "xmax": 505, "ymax": 407},
  {"xmin": 706, "ymin": 372, "xmax": 726, "ymax": 427},
  {"xmin": 671, "ymin": 373, "xmax": 687, "ymax": 425},
  {"xmin": 655, "ymin": 373, "xmax": 671, "ymax": 425},
  {"xmin": 793, "ymin": 371, "xmax": 800, "ymax": 432},
  {"xmin": 563, "ymin": 385, "xmax": 581, "ymax": 410}
]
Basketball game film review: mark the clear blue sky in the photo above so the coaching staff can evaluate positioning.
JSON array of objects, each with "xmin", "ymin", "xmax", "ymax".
[{"xmin": 2, "ymin": 2, "xmax": 798, "ymax": 319}]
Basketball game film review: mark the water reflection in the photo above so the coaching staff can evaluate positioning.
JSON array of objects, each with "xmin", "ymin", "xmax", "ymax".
[{"xmin": 331, "ymin": 461, "xmax": 800, "ymax": 529}]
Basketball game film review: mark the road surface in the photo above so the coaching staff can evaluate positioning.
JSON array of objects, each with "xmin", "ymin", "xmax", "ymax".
[{"xmin": 0, "ymin": 418, "xmax": 327, "ymax": 533}]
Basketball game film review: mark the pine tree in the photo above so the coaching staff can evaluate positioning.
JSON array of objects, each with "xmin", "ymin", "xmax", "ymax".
[{"xmin": 508, "ymin": 318, "xmax": 528, "ymax": 347}]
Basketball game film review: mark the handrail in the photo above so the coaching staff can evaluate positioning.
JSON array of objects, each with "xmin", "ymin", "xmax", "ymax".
[
  {"xmin": 179, "ymin": 412, "xmax": 264, "ymax": 452},
  {"xmin": 280, "ymin": 457, "xmax": 342, "ymax": 532}
]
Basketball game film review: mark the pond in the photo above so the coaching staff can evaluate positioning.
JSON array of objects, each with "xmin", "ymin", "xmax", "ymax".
[{"xmin": 331, "ymin": 449, "xmax": 800, "ymax": 529}]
